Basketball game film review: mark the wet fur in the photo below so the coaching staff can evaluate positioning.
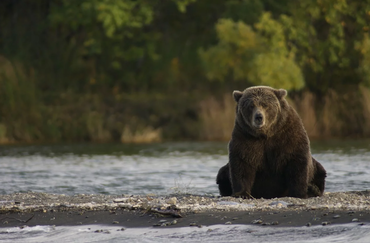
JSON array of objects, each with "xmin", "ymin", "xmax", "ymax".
[{"xmin": 216, "ymin": 86, "xmax": 326, "ymax": 199}]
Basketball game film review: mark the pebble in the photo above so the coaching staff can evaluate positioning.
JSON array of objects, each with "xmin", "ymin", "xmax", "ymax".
[
  {"xmin": 166, "ymin": 197, "xmax": 177, "ymax": 205},
  {"xmin": 322, "ymin": 221, "xmax": 330, "ymax": 226},
  {"xmin": 269, "ymin": 201, "xmax": 288, "ymax": 208},
  {"xmin": 152, "ymin": 220, "xmax": 178, "ymax": 227},
  {"xmin": 225, "ymin": 221, "xmax": 232, "ymax": 225},
  {"xmin": 333, "ymin": 215, "xmax": 341, "ymax": 219},
  {"xmin": 252, "ymin": 219, "xmax": 263, "ymax": 224},
  {"xmin": 306, "ymin": 223, "xmax": 311, "ymax": 227},
  {"xmin": 113, "ymin": 198, "xmax": 128, "ymax": 203},
  {"xmin": 352, "ymin": 218, "xmax": 360, "ymax": 222},
  {"xmin": 217, "ymin": 201, "xmax": 239, "ymax": 206},
  {"xmin": 95, "ymin": 229, "xmax": 110, "ymax": 233},
  {"xmin": 112, "ymin": 221, "xmax": 119, "ymax": 224},
  {"xmin": 189, "ymin": 222, "xmax": 202, "ymax": 228}
]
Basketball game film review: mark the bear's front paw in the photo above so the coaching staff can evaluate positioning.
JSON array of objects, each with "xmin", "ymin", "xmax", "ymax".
[{"xmin": 232, "ymin": 191, "xmax": 252, "ymax": 199}]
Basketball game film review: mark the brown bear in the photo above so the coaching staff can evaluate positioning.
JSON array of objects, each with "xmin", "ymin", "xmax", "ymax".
[{"xmin": 216, "ymin": 86, "xmax": 326, "ymax": 199}]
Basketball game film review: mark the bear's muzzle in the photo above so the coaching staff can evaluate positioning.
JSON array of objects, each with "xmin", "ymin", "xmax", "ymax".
[{"xmin": 252, "ymin": 110, "xmax": 265, "ymax": 128}]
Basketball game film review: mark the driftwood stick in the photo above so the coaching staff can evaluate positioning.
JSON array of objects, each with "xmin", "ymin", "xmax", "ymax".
[{"xmin": 0, "ymin": 214, "xmax": 35, "ymax": 223}]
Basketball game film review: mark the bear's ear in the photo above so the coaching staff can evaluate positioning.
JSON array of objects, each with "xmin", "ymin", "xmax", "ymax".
[
  {"xmin": 233, "ymin": 90, "xmax": 243, "ymax": 102},
  {"xmin": 274, "ymin": 89, "xmax": 287, "ymax": 99}
]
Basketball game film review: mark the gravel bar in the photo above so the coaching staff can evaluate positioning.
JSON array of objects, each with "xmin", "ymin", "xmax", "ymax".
[{"xmin": 0, "ymin": 191, "xmax": 369, "ymax": 228}]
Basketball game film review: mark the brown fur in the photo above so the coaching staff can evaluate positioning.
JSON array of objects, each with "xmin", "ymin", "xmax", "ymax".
[{"xmin": 216, "ymin": 86, "xmax": 326, "ymax": 199}]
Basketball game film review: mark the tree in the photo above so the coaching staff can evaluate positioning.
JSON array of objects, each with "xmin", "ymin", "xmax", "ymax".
[{"xmin": 199, "ymin": 13, "xmax": 304, "ymax": 90}]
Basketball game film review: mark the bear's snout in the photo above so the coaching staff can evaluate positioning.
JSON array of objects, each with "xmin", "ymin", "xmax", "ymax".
[{"xmin": 252, "ymin": 109, "xmax": 265, "ymax": 128}]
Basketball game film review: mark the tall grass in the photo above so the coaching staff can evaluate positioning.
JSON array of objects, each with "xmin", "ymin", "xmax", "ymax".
[
  {"xmin": 86, "ymin": 111, "xmax": 112, "ymax": 142},
  {"xmin": 359, "ymin": 85, "xmax": 370, "ymax": 135},
  {"xmin": 1, "ymin": 66, "xmax": 370, "ymax": 144},
  {"xmin": 294, "ymin": 88, "xmax": 370, "ymax": 138},
  {"xmin": 199, "ymin": 87, "xmax": 370, "ymax": 140},
  {"xmin": 291, "ymin": 92, "xmax": 319, "ymax": 138},
  {"xmin": 198, "ymin": 94, "xmax": 235, "ymax": 141},
  {"xmin": 121, "ymin": 125, "xmax": 162, "ymax": 143},
  {"xmin": 0, "ymin": 56, "xmax": 41, "ymax": 143}
]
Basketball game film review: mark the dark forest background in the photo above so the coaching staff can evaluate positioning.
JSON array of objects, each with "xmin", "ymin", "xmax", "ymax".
[{"xmin": 1, "ymin": 0, "xmax": 370, "ymax": 144}]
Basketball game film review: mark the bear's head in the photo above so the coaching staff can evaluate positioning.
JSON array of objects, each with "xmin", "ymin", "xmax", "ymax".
[{"xmin": 233, "ymin": 86, "xmax": 288, "ymax": 137}]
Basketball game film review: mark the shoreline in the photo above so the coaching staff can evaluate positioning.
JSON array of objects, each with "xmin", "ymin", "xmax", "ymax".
[{"xmin": 1, "ymin": 191, "xmax": 369, "ymax": 228}]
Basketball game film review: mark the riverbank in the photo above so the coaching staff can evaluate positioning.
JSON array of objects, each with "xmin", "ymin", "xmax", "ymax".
[
  {"xmin": 1, "ymin": 191, "xmax": 369, "ymax": 228},
  {"xmin": 1, "ymin": 86, "xmax": 370, "ymax": 145}
]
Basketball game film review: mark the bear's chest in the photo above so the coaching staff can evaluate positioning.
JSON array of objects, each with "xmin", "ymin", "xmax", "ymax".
[{"xmin": 245, "ymin": 140, "xmax": 289, "ymax": 171}]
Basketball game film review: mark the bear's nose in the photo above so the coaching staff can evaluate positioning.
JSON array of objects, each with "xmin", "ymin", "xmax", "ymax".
[{"xmin": 255, "ymin": 113, "xmax": 263, "ymax": 123}]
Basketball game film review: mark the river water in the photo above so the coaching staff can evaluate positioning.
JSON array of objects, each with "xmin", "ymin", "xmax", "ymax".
[{"xmin": 1, "ymin": 140, "xmax": 370, "ymax": 242}]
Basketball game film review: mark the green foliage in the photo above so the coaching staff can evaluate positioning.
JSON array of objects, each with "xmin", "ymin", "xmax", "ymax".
[
  {"xmin": 1, "ymin": 0, "xmax": 370, "ymax": 142},
  {"xmin": 357, "ymin": 34, "xmax": 370, "ymax": 88},
  {"xmin": 280, "ymin": 0, "xmax": 370, "ymax": 92},
  {"xmin": 249, "ymin": 13, "xmax": 304, "ymax": 90},
  {"xmin": 200, "ymin": 13, "xmax": 304, "ymax": 90},
  {"xmin": 50, "ymin": 1, "xmax": 154, "ymax": 37},
  {"xmin": 223, "ymin": 0, "xmax": 263, "ymax": 25},
  {"xmin": 174, "ymin": 0, "xmax": 197, "ymax": 13},
  {"xmin": 248, "ymin": 52, "xmax": 304, "ymax": 90},
  {"xmin": 200, "ymin": 0, "xmax": 370, "ymax": 92},
  {"xmin": 49, "ymin": 0, "xmax": 156, "ymax": 71},
  {"xmin": 199, "ymin": 19, "xmax": 259, "ymax": 82},
  {"xmin": 280, "ymin": 0, "xmax": 350, "ymax": 72}
]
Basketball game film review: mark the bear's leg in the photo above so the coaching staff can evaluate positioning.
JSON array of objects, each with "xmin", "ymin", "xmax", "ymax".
[
  {"xmin": 286, "ymin": 155, "xmax": 311, "ymax": 198},
  {"xmin": 216, "ymin": 164, "xmax": 233, "ymax": 196},
  {"xmin": 307, "ymin": 183, "xmax": 321, "ymax": 197},
  {"xmin": 309, "ymin": 158, "xmax": 326, "ymax": 197}
]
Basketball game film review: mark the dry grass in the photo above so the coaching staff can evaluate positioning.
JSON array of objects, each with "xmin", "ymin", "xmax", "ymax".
[
  {"xmin": 294, "ymin": 88, "xmax": 370, "ymax": 138},
  {"xmin": 198, "ymin": 94, "xmax": 235, "ymax": 141},
  {"xmin": 121, "ymin": 125, "xmax": 162, "ymax": 143},
  {"xmin": 321, "ymin": 90, "xmax": 342, "ymax": 137},
  {"xmin": 292, "ymin": 92, "xmax": 320, "ymax": 138},
  {"xmin": 359, "ymin": 85, "xmax": 370, "ymax": 135},
  {"xmin": 0, "ymin": 123, "xmax": 9, "ymax": 144},
  {"xmin": 86, "ymin": 111, "xmax": 112, "ymax": 142},
  {"xmin": 169, "ymin": 176, "xmax": 196, "ymax": 195},
  {"xmin": 0, "ymin": 55, "xmax": 24, "ymax": 82},
  {"xmin": 199, "ymin": 87, "xmax": 370, "ymax": 140},
  {"xmin": 294, "ymin": 90, "xmax": 344, "ymax": 138}
]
